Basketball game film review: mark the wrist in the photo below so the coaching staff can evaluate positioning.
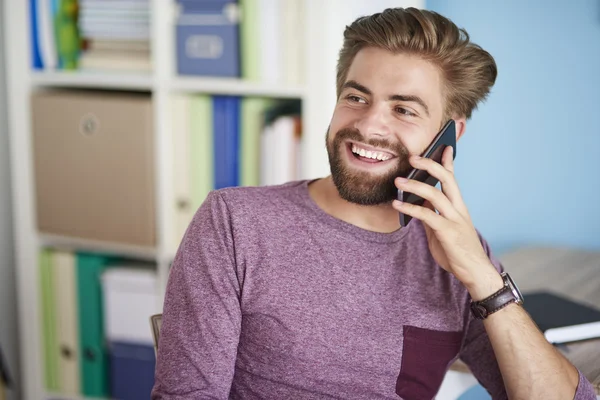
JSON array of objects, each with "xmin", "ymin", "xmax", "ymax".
[{"xmin": 463, "ymin": 265, "xmax": 504, "ymax": 301}]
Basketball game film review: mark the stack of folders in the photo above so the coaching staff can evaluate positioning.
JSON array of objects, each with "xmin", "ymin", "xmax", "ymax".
[
  {"xmin": 523, "ymin": 291, "xmax": 600, "ymax": 344},
  {"xmin": 78, "ymin": 0, "xmax": 152, "ymax": 72},
  {"xmin": 38, "ymin": 249, "xmax": 159, "ymax": 399},
  {"xmin": 170, "ymin": 95, "xmax": 302, "ymax": 250}
]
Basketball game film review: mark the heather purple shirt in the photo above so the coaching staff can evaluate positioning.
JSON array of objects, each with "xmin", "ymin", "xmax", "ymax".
[{"xmin": 152, "ymin": 180, "xmax": 596, "ymax": 400}]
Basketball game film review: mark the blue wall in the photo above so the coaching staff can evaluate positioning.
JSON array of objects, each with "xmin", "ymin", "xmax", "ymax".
[{"xmin": 426, "ymin": 0, "xmax": 600, "ymax": 255}]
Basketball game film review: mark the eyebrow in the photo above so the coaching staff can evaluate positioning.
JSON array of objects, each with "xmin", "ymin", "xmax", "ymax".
[{"xmin": 342, "ymin": 80, "xmax": 430, "ymax": 117}]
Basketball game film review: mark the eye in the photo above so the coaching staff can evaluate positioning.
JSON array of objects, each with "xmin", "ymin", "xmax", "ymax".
[
  {"xmin": 346, "ymin": 95, "xmax": 367, "ymax": 104},
  {"xmin": 395, "ymin": 107, "xmax": 416, "ymax": 117}
]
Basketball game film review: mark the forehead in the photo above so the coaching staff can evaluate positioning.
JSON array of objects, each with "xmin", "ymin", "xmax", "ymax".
[{"xmin": 345, "ymin": 47, "xmax": 444, "ymax": 114}]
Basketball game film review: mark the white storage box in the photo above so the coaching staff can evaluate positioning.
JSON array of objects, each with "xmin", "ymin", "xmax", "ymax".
[{"xmin": 101, "ymin": 268, "xmax": 162, "ymax": 345}]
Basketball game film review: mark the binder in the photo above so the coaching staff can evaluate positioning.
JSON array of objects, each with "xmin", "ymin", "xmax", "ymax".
[
  {"xmin": 523, "ymin": 291, "xmax": 600, "ymax": 344},
  {"xmin": 239, "ymin": 0, "xmax": 259, "ymax": 80},
  {"xmin": 240, "ymin": 97, "xmax": 271, "ymax": 186},
  {"xmin": 171, "ymin": 94, "xmax": 193, "ymax": 248},
  {"xmin": 29, "ymin": 0, "xmax": 44, "ymax": 69},
  {"xmin": 76, "ymin": 253, "xmax": 112, "ymax": 397},
  {"xmin": 39, "ymin": 249, "xmax": 60, "ymax": 391},
  {"xmin": 52, "ymin": 250, "xmax": 81, "ymax": 395},
  {"xmin": 213, "ymin": 96, "xmax": 241, "ymax": 189},
  {"xmin": 189, "ymin": 95, "xmax": 214, "ymax": 210}
]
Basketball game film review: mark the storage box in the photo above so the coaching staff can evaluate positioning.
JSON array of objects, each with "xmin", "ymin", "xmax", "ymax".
[
  {"xmin": 109, "ymin": 341, "xmax": 156, "ymax": 400},
  {"xmin": 31, "ymin": 90, "xmax": 156, "ymax": 247},
  {"xmin": 101, "ymin": 268, "xmax": 161, "ymax": 345},
  {"xmin": 175, "ymin": 2, "xmax": 240, "ymax": 77}
]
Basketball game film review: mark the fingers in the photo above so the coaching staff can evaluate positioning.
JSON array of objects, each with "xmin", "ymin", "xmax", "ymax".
[
  {"xmin": 392, "ymin": 198, "xmax": 446, "ymax": 230},
  {"xmin": 407, "ymin": 151, "xmax": 468, "ymax": 216},
  {"xmin": 395, "ymin": 176, "xmax": 461, "ymax": 221}
]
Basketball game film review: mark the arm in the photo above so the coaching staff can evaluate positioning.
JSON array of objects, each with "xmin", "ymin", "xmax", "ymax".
[
  {"xmin": 459, "ymin": 241, "xmax": 596, "ymax": 400},
  {"xmin": 152, "ymin": 191, "xmax": 242, "ymax": 399},
  {"xmin": 393, "ymin": 149, "xmax": 596, "ymax": 399},
  {"xmin": 467, "ymin": 264, "xmax": 595, "ymax": 400}
]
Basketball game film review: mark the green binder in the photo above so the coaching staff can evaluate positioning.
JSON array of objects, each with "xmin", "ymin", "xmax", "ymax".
[
  {"xmin": 240, "ymin": 0, "xmax": 260, "ymax": 80},
  {"xmin": 76, "ymin": 253, "xmax": 112, "ymax": 397},
  {"xmin": 39, "ymin": 249, "xmax": 60, "ymax": 391},
  {"xmin": 240, "ymin": 97, "xmax": 272, "ymax": 187},
  {"xmin": 190, "ymin": 95, "xmax": 214, "ymax": 210}
]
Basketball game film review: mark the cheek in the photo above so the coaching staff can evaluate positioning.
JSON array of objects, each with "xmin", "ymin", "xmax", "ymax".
[
  {"xmin": 330, "ymin": 104, "xmax": 357, "ymax": 130},
  {"xmin": 393, "ymin": 126, "xmax": 427, "ymax": 156}
]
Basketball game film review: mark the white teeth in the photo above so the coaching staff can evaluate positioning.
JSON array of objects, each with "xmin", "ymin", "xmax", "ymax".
[{"xmin": 351, "ymin": 144, "xmax": 392, "ymax": 161}]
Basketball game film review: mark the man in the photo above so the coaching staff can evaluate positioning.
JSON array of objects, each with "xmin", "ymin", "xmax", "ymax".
[{"xmin": 153, "ymin": 8, "xmax": 596, "ymax": 400}]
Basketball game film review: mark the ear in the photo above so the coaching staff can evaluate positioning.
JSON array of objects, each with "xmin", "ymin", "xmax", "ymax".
[{"xmin": 453, "ymin": 117, "xmax": 467, "ymax": 142}]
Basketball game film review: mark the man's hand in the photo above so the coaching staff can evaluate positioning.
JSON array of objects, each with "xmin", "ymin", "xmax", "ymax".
[
  {"xmin": 392, "ymin": 147, "xmax": 591, "ymax": 399},
  {"xmin": 392, "ymin": 146, "xmax": 502, "ymax": 300}
]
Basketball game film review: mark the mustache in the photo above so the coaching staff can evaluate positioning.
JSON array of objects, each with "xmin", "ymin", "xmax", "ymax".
[{"xmin": 333, "ymin": 127, "xmax": 409, "ymax": 157}]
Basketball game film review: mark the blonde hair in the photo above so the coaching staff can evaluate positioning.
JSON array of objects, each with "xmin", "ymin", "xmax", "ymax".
[{"xmin": 336, "ymin": 7, "xmax": 497, "ymax": 119}]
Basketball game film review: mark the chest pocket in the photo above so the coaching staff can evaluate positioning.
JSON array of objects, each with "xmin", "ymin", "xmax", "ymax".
[{"xmin": 395, "ymin": 325, "xmax": 463, "ymax": 400}]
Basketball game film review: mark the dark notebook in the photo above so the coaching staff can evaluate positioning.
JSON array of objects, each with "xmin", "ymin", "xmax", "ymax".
[
  {"xmin": 523, "ymin": 291, "xmax": 600, "ymax": 343},
  {"xmin": 0, "ymin": 345, "xmax": 11, "ymax": 387}
]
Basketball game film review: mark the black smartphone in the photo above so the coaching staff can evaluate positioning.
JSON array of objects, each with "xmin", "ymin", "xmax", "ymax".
[{"xmin": 398, "ymin": 119, "xmax": 457, "ymax": 227}]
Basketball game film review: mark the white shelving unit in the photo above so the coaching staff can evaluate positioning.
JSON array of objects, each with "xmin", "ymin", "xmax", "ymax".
[{"xmin": 4, "ymin": 1, "xmax": 421, "ymax": 399}]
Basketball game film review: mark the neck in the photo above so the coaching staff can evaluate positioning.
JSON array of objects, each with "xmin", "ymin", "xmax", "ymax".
[{"xmin": 308, "ymin": 176, "xmax": 402, "ymax": 233}]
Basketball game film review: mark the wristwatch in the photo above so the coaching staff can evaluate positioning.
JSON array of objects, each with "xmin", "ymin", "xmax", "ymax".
[{"xmin": 470, "ymin": 272, "xmax": 524, "ymax": 320}]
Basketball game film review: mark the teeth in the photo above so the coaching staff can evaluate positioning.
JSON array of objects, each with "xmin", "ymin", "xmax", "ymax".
[{"xmin": 351, "ymin": 144, "xmax": 392, "ymax": 161}]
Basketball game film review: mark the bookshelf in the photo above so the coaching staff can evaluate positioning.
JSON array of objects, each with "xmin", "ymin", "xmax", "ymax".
[{"xmin": 4, "ymin": 0, "xmax": 423, "ymax": 399}]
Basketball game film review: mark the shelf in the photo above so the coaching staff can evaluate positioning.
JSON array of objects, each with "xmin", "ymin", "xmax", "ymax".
[
  {"xmin": 171, "ymin": 76, "xmax": 306, "ymax": 98},
  {"xmin": 30, "ymin": 70, "xmax": 154, "ymax": 91},
  {"xmin": 38, "ymin": 234, "xmax": 158, "ymax": 262},
  {"xmin": 46, "ymin": 393, "xmax": 110, "ymax": 400}
]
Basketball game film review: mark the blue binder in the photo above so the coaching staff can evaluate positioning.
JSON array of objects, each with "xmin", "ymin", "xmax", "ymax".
[
  {"xmin": 213, "ymin": 96, "xmax": 241, "ymax": 189},
  {"xmin": 109, "ymin": 341, "xmax": 156, "ymax": 400}
]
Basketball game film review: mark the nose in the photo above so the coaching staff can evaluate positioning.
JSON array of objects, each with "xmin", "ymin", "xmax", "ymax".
[{"xmin": 354, "ymin": 102, "xmax": 393, "ymax": 139}]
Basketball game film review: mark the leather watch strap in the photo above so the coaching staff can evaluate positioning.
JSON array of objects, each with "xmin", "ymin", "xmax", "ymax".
[{"xmin": 470, "ymin": 286, "xmax": 518, "ymax": 320}]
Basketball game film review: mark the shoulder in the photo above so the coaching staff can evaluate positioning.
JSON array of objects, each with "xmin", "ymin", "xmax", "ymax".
[
  {"xmin": 189, "ymin": 180, "xmax": 311, "ymax": 232},
  {"xmin": 215, "ymin": 180, "xmax": 308, "ymax": 207}
]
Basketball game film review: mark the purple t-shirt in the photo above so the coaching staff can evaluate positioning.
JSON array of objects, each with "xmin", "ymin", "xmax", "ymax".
[{"xmin": 152, "ymin": 180, "xmax": 595, "ymax": 399}]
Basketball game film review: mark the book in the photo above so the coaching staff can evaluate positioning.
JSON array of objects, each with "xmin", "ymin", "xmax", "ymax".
[
  {"xmin": 523, "ymin": 291, "xmax": 600, "ymax": 344},
  {"xmin": 213, "ymin": 96, "xmax": 241, "ymax": 189}
]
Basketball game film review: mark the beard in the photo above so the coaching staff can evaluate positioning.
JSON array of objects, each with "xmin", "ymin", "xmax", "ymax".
[{"xmin": 326, "ymin": 126, "xmax": 412, "ymax": 205}]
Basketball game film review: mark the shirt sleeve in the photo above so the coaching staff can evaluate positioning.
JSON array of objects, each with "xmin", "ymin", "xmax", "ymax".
[{"xmin": 152, "ymin": 191, "xmax": 242, "ymax": 399}]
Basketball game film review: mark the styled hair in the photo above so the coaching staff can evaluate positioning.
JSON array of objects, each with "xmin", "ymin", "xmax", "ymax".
[{"xmin": 336, "ymin": 7, "xmax": 497, "ymax": 120}]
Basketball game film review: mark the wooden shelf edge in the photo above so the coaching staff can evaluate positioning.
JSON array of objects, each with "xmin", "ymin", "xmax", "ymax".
[{"xmin": 38, "ymin": 233, "xmax": 158, "ymax": 261}]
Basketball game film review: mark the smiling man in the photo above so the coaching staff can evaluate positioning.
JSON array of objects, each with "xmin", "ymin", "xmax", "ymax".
[{"xmin": 152, "ymin": 8, "xmax": 596, "ymax": 400}]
